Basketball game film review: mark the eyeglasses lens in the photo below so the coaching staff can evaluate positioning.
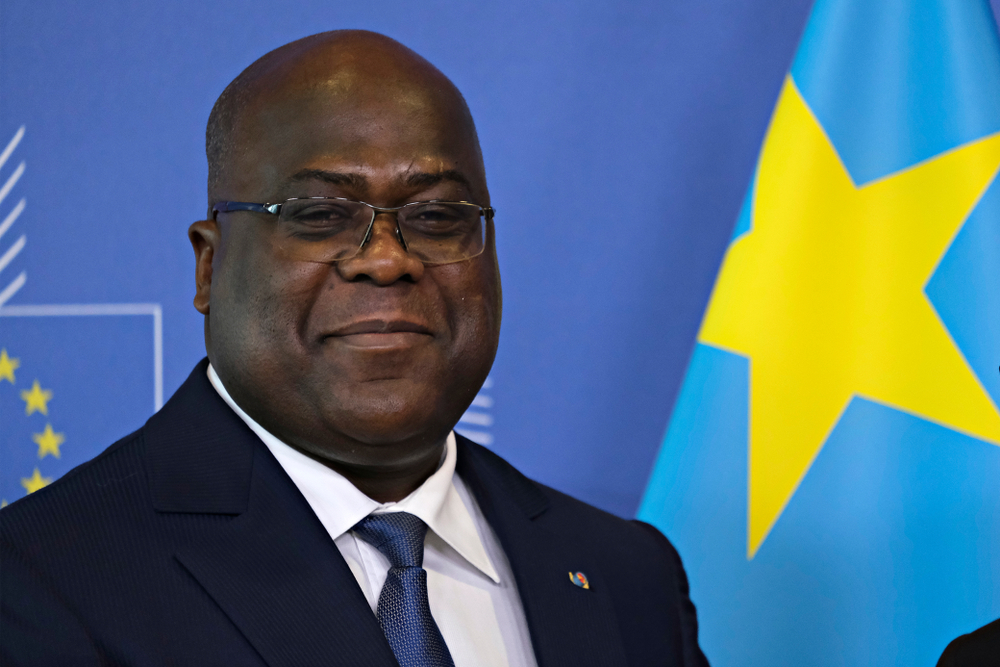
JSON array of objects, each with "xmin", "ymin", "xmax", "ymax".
[{"xmin": 397, "ymin": 202, "xmax": 485, "ymax": 264}]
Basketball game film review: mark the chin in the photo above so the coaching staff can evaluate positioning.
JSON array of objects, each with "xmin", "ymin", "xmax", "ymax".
[{"xmin": 323, "ymin": 383, "xmax": 454, "ymax": 446}]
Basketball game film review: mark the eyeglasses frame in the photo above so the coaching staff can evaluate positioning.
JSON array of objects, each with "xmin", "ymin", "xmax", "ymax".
[{"xmin": 212, "ymin": 196, "xmax": 495, "ymax": 264}]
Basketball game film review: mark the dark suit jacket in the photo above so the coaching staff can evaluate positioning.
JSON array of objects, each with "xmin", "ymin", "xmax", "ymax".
[
  {"xmin": 937, "ymin": 618, "xmax": 1000, "ymax": 667},
  {"xmin": 1, "ymin": 360, "xmax": 708, "ymax": 666}
]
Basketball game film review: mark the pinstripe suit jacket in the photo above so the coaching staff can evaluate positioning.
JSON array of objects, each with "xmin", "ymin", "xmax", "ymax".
[{"xmin": 1, "ymin": 359, "xmax": 708, "ymax": 666}]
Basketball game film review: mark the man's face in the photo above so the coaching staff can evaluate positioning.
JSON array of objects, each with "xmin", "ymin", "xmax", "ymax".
[{"xmin": 194, "ymin": 61, "xmax": 501, "ymax": 472}]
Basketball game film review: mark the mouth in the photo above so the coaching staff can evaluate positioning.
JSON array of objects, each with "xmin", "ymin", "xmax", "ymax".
[{"xmin": 325, "ymin": 319, "xmax": 434, "ymax": 350}]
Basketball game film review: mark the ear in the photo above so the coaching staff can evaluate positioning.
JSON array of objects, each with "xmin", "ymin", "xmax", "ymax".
[{"xmin": 189, "ymin": 219, "xmax": 221, "ymax": 315}]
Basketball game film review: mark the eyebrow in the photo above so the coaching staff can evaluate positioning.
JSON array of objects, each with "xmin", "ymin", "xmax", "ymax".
[
  {"xmin": 288, "ymin": 169, "xmax": 368, "ymax": 189},
  {"xmin": 404, "ymin": 169, "xmax": 473, "ymax": 191},
  {"xmin": 287, "ymin": 168, "xmax": 473, "ymax": 193}
]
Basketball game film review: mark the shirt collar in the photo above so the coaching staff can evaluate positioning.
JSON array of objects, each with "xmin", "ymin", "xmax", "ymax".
[{"xmin": 206, "ymin": 363, "xmax": 499, "ymax": 584}]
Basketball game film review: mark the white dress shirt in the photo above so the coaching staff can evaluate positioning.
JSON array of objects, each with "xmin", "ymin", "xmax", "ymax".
[{"xmin": 207, "ymin": 365, "xmax": 537, "ymax": 667}]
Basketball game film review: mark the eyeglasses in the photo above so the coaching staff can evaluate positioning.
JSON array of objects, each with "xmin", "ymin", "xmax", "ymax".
[{"xmin": 213, "ymin": 197, "xmax": 494, "ymax": 266}]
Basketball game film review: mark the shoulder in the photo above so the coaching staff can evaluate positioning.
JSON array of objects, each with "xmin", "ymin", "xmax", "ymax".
[
  {"xmin": 937, "ymin": 618, "xmax": 1000, "ymax": 667},
  {"xmin": 458, "ymin": 437, "xmax": 688, "ymax": 586},
  {"xmin": 458, "ymin": 437, "xmax": 709, "ymax": 666},
  {"xmin": 540, "ymin": 476, "xmax": 680, "ymax": 560},
  {"xmin": 0, "ymin": 428, "xmax": 148, "ymax": 555},
  {"xmin": 535, "ymin": 477, "xmax": 692, "ymax": 602},
  {"xmin": 461, "ymin": 437, "xmax": 671, "ymax": 537}
]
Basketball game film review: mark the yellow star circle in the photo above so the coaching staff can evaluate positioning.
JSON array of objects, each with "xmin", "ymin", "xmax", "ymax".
[
  {"xmin": 20, "ymin": 380, "xmax": 53, "ymax": 416},
  {"xmin": 33, "ymin": 424, "xmax": 65, "ymax": 459},
  {"xmin": 0, "ymin": 348, "xmax": 19, "ymax": 384},
  {"xmin": 21, "ymin": 468, "xmax": 52, "ymax": 494}
]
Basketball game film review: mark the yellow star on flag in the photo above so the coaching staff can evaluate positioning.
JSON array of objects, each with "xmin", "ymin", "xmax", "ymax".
[
  {"xmin": 21, "ymin": 468, "xmax": 52, "ymax": 494},
  {"xmin": 33, "ymin": 424, "xmax": 65, "ymax": 459},
  {"xmin": 0, "ymin": 348, "xmax": 19, "ymax": 383},
  {"xmin": 21, "ymin": 380, "xmax": 53, "ymax": 416},
  {"xmin": 700, "ymin": 77, "xmax": 1000, "ymax": 558}
]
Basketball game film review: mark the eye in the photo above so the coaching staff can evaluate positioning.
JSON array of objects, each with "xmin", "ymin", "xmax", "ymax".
[
  {"xmin": 286, "ymin": 202, "xmax": 355, "ymax": 226},
  {"xmin": 404, "ymin": 204, "xmax": 477, "ymax": 236}
]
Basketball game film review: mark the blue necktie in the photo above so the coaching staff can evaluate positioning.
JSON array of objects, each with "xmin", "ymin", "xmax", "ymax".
[{"xmin": 352, "ymin": 512, "xmax": 456, "ymax": 667}]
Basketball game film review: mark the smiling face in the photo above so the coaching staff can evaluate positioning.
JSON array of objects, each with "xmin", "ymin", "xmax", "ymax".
[{"xmin": 189, "ymin": 33, "xmax": 501, "ymax": 495}]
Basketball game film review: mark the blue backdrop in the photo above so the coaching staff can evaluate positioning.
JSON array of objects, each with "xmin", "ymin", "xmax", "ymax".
[
  {"xmin": 0, "ymin": 0, "xmax": 833, "ymax": 516},
  {"xmin": 3, "ymin": 2, "xmax": 1000, "ymax": 665}
]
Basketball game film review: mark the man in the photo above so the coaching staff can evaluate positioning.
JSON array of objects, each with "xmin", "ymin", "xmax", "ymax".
[{"xmin": 1, "ymin": 31, "xmax": 708, "ymax": 666}]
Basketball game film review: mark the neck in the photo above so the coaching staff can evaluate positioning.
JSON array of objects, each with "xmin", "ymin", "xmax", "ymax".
[
  {"xmin": 293, "ymin": 437, "xmax": 447, "ymax": 503},
  {"xmin": 206, "ymin": 362, "xmax": 450, "ymax": 504}
]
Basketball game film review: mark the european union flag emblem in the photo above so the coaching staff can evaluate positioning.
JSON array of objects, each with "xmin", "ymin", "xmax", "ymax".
[
  {"xmin": 639, "ymin": 1, "xmax": 1000, "ymax": 665},
  {"xmin": 1, "ymin": 305, "xmax": 161, "ymax": 506}
]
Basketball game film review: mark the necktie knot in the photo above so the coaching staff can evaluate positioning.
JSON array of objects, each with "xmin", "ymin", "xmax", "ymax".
[{"xmin": 353, "ymin": 511, "xmax": 428, "ymax": 569}]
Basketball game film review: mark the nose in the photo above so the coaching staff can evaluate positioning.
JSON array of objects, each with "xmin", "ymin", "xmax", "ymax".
[{"xmin": 336, "ymin": 213, "xmax": 425, "ymax": 285}]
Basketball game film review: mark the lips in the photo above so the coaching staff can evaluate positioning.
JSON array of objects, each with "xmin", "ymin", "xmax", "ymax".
[
  {"xmin": 325, "ymin": 319, "xmax": 433, "ymax": 349},
  {"xmin": 329, "ymin": 319, "xmax": 433, "ymax": 336}
]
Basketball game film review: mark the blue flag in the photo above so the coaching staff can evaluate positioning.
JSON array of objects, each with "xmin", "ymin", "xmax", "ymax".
[
  {"xmin": 1, "ymin": 305, "xmax": 161, "ymax": 506},
  {"xmin": 638, "ymin": 1, "xmax": 1000, "ymax": 664}
]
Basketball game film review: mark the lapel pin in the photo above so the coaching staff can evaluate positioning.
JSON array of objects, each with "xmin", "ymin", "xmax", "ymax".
[{"xmin": 569, "ymin": 571, "xmax": 590, "ymax": 589}]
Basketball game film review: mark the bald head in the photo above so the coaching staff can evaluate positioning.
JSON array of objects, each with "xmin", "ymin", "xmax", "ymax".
[{"xmin": 205, "ymin": 30, "xmax": 485, "ymax": 205}]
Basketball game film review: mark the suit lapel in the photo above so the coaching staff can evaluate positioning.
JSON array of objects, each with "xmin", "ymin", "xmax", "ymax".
[
  {"xmin": 145, "ymin": 361, "xmax": 396, "ymax": 667},
  {"xmin": 456, "ymin": 437, "xmax": 628, "ymax": 667},
  {"xmin": 145, "ymin": 363, "xmax": 627, "ymax": 666}
]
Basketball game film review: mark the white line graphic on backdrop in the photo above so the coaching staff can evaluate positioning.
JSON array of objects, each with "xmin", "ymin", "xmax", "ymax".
[
  {"xmin": 458, "ymin": 376, "xmax": 494, "ymax": 446},
  {"xmin": 0, "ymin": 126, "xmax": 163, "ymax": 412},
  {"xmin": 0, "ymin": 126, "xmax": 27, "ymax": 307},
  {"xmin": 0, "ymin": 235, "xmax": 26, "ymax": 274},
  {"xmin": 0, "ymin": 303, "xmax": 164, "ymax": 411}
]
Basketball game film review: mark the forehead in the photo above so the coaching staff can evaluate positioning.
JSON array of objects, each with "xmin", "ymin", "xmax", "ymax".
[{"xmin": 225, "ymin": 66, "xmax": 486, "ymax": 201}]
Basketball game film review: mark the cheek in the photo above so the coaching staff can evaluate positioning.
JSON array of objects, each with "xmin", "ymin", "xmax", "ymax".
[
  {"xmin": 211, "ymin": 237, "xmax": 329, "ymax": 363},
  {"xmin": 436, "ymin": 259, "xmax": 501, "ymax": 365}
]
